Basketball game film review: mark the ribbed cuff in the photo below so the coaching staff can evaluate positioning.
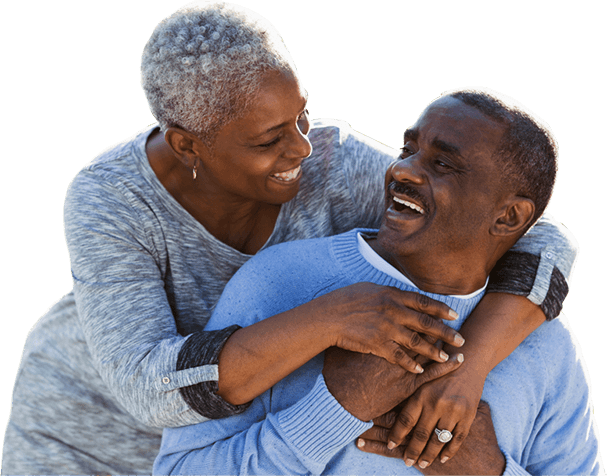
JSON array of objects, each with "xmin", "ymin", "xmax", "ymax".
[
  {"xmin": 502, "ymin": 449, "xmax": 531, "ymax": 475},
  {"xmin": 277, "ymin": 374, "xmax": 372, "ymax": 464}
]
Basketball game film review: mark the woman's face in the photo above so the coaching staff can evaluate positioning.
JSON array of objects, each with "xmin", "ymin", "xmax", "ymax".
[{"xmin": 197, "ymin": 70, "xmax": 312, "ymax": 206}]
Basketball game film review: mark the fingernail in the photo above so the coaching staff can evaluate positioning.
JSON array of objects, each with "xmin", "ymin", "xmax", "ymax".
[
  {"xmin": 441, "ymin": 456, "xmax": 449, "ymax": 464},
  {"xmin": 457, "ymin": 353, "xmax": 465, "ymax": 363},
  {"xmin": 405, "ymin": 458, "xmax": 415, "ymax": 467},
  {"xmin": 416, "ymin": 364, "xmax": 424, "ymax": 373},
  {"xmin": 440, "ymin": 350, "xmax": 449, "ymax": 361},
  {"xmin": 454, "ymin": 334, "xmax": 465, "ymax": 346},
  {"xmin": 357, "ymin": 439, "xmax": 365, "ymax": 448},
  {"xmin": 419, "ymin": 461, "xmax": 429, "ymax": 469},
  {"xmin": 387, "ymin": 440, "xmax": 396, "ymax": 450},
  {"xmin": 449, "ymin": 309, "xmax": 459, "ymax": 318}
]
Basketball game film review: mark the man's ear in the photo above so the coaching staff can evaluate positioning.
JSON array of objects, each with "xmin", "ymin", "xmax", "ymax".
[
  {"xmin": 164, "ymin": 127, "xmax": 211, "ymax": 169},
  {"xmin": 491, "ymin": 197, "xmax": 535, "ymax": 237}
]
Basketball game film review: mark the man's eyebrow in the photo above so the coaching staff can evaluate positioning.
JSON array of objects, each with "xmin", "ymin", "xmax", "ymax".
[
  {"xmin": 403, "ymin": 128, "xmax": 418, "ymax": 142},
  {"xmin": 432, "ymin": 138, "xmax": 464, "ymax": 159}
]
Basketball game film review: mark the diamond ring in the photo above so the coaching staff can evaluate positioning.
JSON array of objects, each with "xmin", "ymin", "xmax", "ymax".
[{"xmin": 434, "ymin": 428, "xmax": 453, "ymax": 443}]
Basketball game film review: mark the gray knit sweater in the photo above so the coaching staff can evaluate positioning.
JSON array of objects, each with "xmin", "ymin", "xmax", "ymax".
[{"xmin": 1, "ymin": 120, "xmax": 576, "ymax": 474}]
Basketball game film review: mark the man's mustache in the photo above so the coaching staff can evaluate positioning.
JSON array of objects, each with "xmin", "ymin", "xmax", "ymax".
[{"xmin": 388, "ymin": 181, "xmax": 429, "ymax": 212}]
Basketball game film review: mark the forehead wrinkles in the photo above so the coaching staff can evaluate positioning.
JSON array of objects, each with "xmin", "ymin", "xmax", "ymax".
[{"xmin": 415, "ymin": 103, "xmax": 505, "ymax": 160}]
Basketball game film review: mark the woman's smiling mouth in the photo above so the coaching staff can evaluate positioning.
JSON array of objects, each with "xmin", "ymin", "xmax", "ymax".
[{"xmin": 270, "ymin": 165, "xmax": 301, "ymax": 182}]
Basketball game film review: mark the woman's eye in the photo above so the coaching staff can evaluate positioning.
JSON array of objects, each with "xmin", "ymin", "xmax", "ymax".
[
  {"xmin": 297, "ymin": 109, "xmax": 310, "ymax": 135},
  {"xmin": 258, "ymin": 137, "xmax": 281, "ymax": 148}
]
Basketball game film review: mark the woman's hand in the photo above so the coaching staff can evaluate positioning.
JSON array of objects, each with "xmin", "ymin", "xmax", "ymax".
[
  {"xmin": 357, "ymin": 401, "xmax": 505, "ymax": 475},
  {"xmin": 322, "ymin": 347, "xmax": 465, "ymax": 422},
  {"xmin": 315, "ymin": 283, "xmax": 464, "ymax": 373},
  {"xmin": 218, "ymin": 282, "xmax": 464, "ymax": 405},
  {"xmin": 357, "ymin": 362, "xmax": 486, "ymax": 469}
]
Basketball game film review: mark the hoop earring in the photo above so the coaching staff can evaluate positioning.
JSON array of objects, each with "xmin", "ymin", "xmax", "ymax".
[{"xmin": 192, "ymin": 165, "xmax": 197, "ymax": 180}]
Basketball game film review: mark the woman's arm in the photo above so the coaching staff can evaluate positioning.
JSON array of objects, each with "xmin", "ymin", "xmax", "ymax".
[{"xmin": 65, "ymin": 169, "xmax": 247, "ymax": 427}]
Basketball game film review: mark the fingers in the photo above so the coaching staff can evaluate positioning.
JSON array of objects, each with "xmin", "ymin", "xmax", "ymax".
[
  {"xmin": 397, "ymin": 290, "xmax": 459, "ymax": 322},
  {"xmin": 381, "ymin": 340, "xmax": 425, "ymax": 373},
  {"xmin": 425, "ymin": 418, "xmax": 471, "ymax": 466},
  {"xmin": 391, "ymin": 330, "xmax": 452, "ymax": 367},
  {"xmin": 415, "ymin": 419, "xmax": 464, "ymax": 468},
  {"xmin": 416, "ymin": 353, "xmax": 464, "ymax": 386},
  {"xmin": 387, "ymin": 398, "xmax": 423, "ymax": 449},
  {"xmin": 356, "ymin": 437, "xmax": 405, "ymax": 459},
  {"xmin": 392, "ymin": 290, "xmax": 465, "ymax": 348},
  {"xmin": 398, "ymin": 410, "xmax": 441, "ymax": 468}
]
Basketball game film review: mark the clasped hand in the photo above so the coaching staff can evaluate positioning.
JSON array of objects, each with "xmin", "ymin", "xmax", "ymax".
[
  {"xmin": 360, "ymin": 363, "xmax": 486, "ymax": 469},
  {"xmin": 323, "ymin": 344, "xmax": 505, "ymax": 474}
]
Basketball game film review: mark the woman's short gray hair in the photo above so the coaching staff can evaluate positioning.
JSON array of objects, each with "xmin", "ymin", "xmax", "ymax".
[{"xmin": 141, "ymin": 2, "xmax": 295, "ymax": 144}]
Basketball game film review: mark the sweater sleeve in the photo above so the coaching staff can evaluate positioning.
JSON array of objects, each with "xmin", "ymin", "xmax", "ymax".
[
  {"xmin": 65, "ymin": 170, "xmax": 247, "ymax": 428},
  {"xmin": 486, "ymin": 214, "xmax": 578, "ymax": 320},
  {"xmin": 153, "ymin": 374, "xmax": 372, "ymax": 475}
]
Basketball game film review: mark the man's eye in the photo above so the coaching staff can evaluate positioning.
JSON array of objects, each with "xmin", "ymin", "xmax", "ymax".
[
  {"xmin": 434, "ymin": 159, "xmax": 453, "ymax": 170},
  {"xmin": 399, "ymin": 145, "xmax": 414, "ymax": 158}
]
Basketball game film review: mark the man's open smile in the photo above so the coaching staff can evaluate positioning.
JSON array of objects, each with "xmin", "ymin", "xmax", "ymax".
[{"xmin": 387, "ymin": 181, "xmax": 428, "ymax": 217}]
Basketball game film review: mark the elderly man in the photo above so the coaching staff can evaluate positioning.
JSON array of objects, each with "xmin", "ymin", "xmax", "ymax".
[{"xmin": 153, "ymin": 91, "xmax": 602, "ymax": 475}]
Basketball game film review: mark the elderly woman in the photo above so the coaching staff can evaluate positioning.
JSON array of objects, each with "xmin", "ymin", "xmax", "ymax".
[{"xmin": 2, "ymin": 3, "xmax": 575, "ymax": 474}]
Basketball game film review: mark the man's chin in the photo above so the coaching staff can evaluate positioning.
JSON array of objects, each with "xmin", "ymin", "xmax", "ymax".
[{"xmin": 380, "ymin": 205, "xmax": 427, "ymax": 240}]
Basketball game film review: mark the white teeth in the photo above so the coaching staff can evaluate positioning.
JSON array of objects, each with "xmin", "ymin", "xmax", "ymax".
[
  {"xmin": 272, "ymin": 165, "xmax": 301, "ymax": 182},
  {"xmin": 393, "ymin": 196, "xmax": 425, "ymax": 214}
]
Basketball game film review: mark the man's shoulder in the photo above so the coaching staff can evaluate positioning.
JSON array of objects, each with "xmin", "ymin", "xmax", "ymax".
[
  {"xmin": 514, "ymin": 314, "xmax": 586, "ymax": 386},
  {"xmin": 243, "ymin": 233, "xmax": 343, "ymax": 282},
  {"xmin": 207, "ymin": 231, "xmax": 357, "ymax": 330}
]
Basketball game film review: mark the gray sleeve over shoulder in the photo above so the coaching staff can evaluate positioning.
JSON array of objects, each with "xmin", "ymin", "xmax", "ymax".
[{"xmin": 487, "ymin": 214, "xmax": 578, "ymax": 320}]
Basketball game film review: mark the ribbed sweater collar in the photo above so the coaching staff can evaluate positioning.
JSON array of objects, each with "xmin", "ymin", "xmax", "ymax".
[{"xmin": 331, "ymin": 229, "xmax": 485, "ymax": 331}]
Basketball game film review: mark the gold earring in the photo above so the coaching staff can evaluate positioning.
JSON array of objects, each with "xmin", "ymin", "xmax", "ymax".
[{"xmin": 192, "ymin": 165, "xmax": 197, "ymax": 180}]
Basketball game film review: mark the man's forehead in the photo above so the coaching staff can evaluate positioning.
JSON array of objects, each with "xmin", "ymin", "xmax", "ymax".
[{"xmin": 410, "ymin": 96, "xmax": 505, "ymax": 152}]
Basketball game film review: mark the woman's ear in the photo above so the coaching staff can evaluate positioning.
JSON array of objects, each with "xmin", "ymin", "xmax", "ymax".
[
  {"xmin": 164, "ymin": 127, "xmax": 210, "ymax": 169},
  {"xmin": 491, "ymin": 197, "xmax": 536, "ymax": 237}
]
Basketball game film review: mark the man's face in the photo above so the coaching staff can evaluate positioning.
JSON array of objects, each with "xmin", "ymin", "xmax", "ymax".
[{"xmin": 377, "ymin": 96, "xmax": 507, "ymax": 262}]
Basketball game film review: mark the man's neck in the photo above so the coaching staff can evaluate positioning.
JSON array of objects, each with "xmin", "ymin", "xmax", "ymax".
[{"xmin": 366, "ymin": 236, "xmax": 489, "ymax": 296}]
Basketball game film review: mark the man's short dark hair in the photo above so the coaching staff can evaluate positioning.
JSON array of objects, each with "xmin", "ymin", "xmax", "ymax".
[{"xmin": 447, "ymin": 90, "xmax": 557, "ymax": 227}]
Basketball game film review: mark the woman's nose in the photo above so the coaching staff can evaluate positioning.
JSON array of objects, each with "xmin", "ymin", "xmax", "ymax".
[{"xmin": 284, "ymin": 127, "xmax": 312, "ymax": 160}]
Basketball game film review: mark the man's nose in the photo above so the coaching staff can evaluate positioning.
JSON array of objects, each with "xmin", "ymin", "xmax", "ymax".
[{"xmin": 391, "ymin": 156, "xmax": 425, "ymax": 185}]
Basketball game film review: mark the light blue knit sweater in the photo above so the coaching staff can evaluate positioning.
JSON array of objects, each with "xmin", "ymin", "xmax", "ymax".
[{"xmin": 154, "ymin": 229, "xmax": 602, "ymax": 475}]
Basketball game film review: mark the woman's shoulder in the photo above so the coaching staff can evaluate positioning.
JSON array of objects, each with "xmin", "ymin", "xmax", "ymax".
[
  {"xmin": 66, "ymin": 126, "xmax": 159, "ymax": 205},
  {"xmin": 307, "ymin": 119, "xmax": 397, "ymax": 164},
  {"xmin": 71, "ymin": 126, "xmax": 155, "ymax": 187}
]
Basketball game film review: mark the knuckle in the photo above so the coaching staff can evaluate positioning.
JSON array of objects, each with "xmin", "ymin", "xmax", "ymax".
[
  {"xmin": 416, "ymin": 293, "xmax": 432, "ymax": 310},
  {"xmin": 381, "ymin": 411, "xmax": 397, "ymax": 428},
  {"xmin": 417, "ymin": 312, "xmax": 435, "ymax": 330},
  {"xmin": 408, "ymin": 332, "xmax": 422, "ymax": 348},
  {"xmin": 453, "ymin": 431, "xmax": 467, "ymax": 444},
  {"xmin": 392, "ymin": 344, "xmax": 406, "ymax": 362},
  {"xmin": 411, "ymin": 427, "xmax": 432, "ymax": 442},
  {"xmin": 395, "ymin": 411, "xmax": 416, "ymax": 430}
]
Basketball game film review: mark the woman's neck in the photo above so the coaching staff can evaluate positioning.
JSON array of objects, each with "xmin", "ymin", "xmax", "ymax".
[{"xmin": 146, "ymin": 129, "xmax": 280, "ymax": 254}]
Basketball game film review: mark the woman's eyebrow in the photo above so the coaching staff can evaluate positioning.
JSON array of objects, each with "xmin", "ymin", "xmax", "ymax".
[{"xmin": 252, "ymin": 96, "xmax": 309, "ymax": 138}]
